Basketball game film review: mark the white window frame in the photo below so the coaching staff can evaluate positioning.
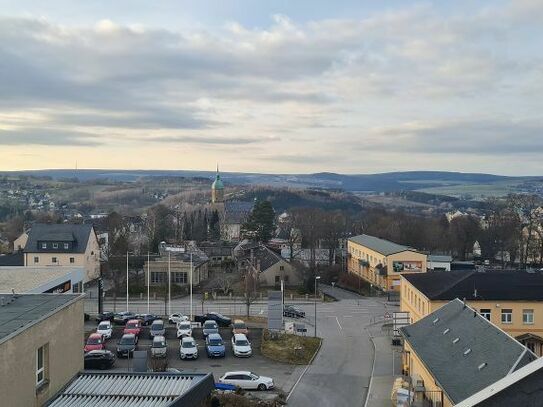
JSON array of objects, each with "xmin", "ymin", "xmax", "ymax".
[
  {"xmin": 523, "ymin": 309, "xmax": 534, "ymax": 325},
  {"xmin": 64, "ymin": 243, "xmax": 69, "ymax": 249},
  {"xmin": 501, "ymin": 309, "xmax": 513, "ymax": 324},
  {"xmin": 480, "ymin": 309, "xmax": 491, "ymax": 321},
  {"xmin": 52, "ymin": 257, "xmax": 57, "ymax": 263},
  {"xmin": 52, "ymin": 243, "xmax": 58, "ymax": 249},
  {"xmin": 34, "ymin": 257, "xmax": 39, "ymax": 264},
  {"xmin": 36, "ymin": 346, "xmax": 45, "ymax": 386},
  {"xmin": 41, "ymin": 242, "xmax": 47, "ymax": 249}
]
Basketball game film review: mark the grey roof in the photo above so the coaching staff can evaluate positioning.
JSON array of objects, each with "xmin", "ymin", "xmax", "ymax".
[
  {"xmin": 0, "ymin": 266, "xmax": 84, "ymax": 293},
  {"xmin": 25, "ymin": 223, "xmax": 94, "ymax": 253},
  {"xmin": 0, "ymin": 293, "xmax": 82, "ymax": 345},
  {"xmin": 46, "ymin": 372, "xmax": 215, "ymax": 407},
  {"xmin": 0, "ymin": 252, "xmax": 24, "ymax": 266},
  {"xmin": 428, "ymin": 254, "xmax": 453, "ymax": 262},
  {"xmin": 400, "ymin": 298, "xmax": 536, "ymax": 404},
  {"xmin": 238, "ymin": 244, "xmax": 282, "ymax": 272},
  {"xmin": 348, "ymin": 234, "xmax": 416, "ymax": 255},
  {"xmin": 224, "ymin": 201, "xmax": 254, "ymax": 224}
]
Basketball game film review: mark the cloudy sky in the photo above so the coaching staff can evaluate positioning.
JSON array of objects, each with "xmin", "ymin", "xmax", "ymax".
[{"xmin": 0, "ymin": 0, "xmax": 542, "ymax": 175}]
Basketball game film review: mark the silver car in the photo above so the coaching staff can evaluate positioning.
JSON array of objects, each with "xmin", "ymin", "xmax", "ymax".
[
  {"xmin": 150, "ymin": 319, "xmax": 165, "ymax": 338},
  {"xmin": 202, "ymin": 320, "xmax": 219, "ymax": 337},
  {"xmin": 151, "ymin": 335, "xmax": 167, "ymax": 358}
]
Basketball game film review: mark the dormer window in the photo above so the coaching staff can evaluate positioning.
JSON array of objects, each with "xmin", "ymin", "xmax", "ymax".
[
  {"xmin": 41, "ymin": 243, "xmax": 47, "ymax": 249},
  {"xmin": 52, "ymin": 243, "xmax": 58, "ymax": 249},
  {"xmin": 64, "ymin": 243, "xmax": 69, "ymax": 249}
]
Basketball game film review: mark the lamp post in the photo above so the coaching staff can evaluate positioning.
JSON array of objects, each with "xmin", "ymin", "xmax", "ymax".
[
  {"xmin": 126, "ymin": 251, "xmax": 129, "ymax": 311},
  {"xmin": 314, "ymin": 276, "xmax": 321, "ymax": 337}
]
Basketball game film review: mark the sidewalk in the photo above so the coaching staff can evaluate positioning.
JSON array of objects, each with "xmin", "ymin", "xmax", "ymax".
[{"xmin": 365, "ymin": 326, "xmax": 403, "ymax": 407}]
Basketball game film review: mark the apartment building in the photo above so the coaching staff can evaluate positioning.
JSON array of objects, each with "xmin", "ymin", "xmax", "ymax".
[{"xmin": 347, "ymin": 234, "xmax": 427, "ymax": 292}]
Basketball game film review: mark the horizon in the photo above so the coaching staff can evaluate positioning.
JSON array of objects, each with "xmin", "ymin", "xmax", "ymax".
[{"xmin": 1, "ymin": 0, "xmax": 542, "ymax": 175}]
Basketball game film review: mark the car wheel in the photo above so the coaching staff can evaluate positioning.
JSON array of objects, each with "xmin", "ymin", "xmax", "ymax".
[{"xmin": 258, "ymin": 384, "xmax": 267, "ymax": 391}]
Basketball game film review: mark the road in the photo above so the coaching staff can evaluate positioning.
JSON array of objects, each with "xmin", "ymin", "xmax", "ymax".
[{"xmin": 286, "ymin": 284, "xmax": 390, "ymax": 407}]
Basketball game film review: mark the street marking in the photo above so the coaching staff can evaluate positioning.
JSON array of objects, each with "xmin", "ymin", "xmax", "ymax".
[
  {"xmin": 343, "ymin": 315, "xmax": 353, "ymax": 318},
  {"xmin": 335, "ymin": 316, "xmax": 343, "ymax": 330}
]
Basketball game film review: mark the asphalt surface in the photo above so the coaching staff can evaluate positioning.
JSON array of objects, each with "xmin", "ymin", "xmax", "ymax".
[{"xmin": 286, "ymin": 285, "xmax": 393, "ymax": 407}]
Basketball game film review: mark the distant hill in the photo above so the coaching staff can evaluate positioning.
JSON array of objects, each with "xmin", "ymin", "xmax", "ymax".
[{"xmin": 1, "ymin": 169, "xmax": 536, "ymax": 194}]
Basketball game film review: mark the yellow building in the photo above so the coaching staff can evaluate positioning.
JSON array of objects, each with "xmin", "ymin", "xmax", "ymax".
[
  {"xmin": 347, "ymin": 234, "xmax": 427, "ymax": 292},
  {"xmin": 401, "ymin": 271, "xmax": 543, "ymax": 355},
  {"xmin": 0, "ymin": 293, "xmax": 84, "ymax": 407},
  {"xmin": 400, "ymin": 298, "xmax": 537, "ymax": 406}
]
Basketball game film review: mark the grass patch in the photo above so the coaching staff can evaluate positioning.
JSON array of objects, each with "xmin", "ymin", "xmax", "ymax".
[{"xmin": 261, "ymin": 329, "xmax": 321, "ymax": 365}]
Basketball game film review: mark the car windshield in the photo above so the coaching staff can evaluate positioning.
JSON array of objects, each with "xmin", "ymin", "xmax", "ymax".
[
  {"xmin": 204, "ymin": 322, "xmax": 217, "ymax": 328},
  {"xmin": 234, "ymin": 323, "xmax": 245, "ymax": 329},
  {"xmin": 98, "ymin": 323, "xmax": 109, "ymax": 330},
  {"xmin": 153, "ymin": 340, "xmax": 166, "ymax": 347},
  {"xmin": 152, "ymin": 323, "xmax": 163, "ymax": 329},
  {"xmin": 235, "ymin": 340, "xmax": 249, "ymax": 346},
  {"xmin": 126, "ymin": 322, "xmax": 137, "ymax": 329},
  {"xmin": 182, "ymin": 341, "xmax": 196, "ymax": 348},
  {"xmin": 87, "ymin": 337, "xmax": 102, "ymax": 344},
  {"xmin": 179, "ymin": 323, "xmax": 191, "ymax": 330},
  {"xmin": 209, "ymin": 339, "xmax": 223, "ymax": 346},
  {"xmin": 119, "ymin": 336, "xmax": 135, "ymax": 345}
]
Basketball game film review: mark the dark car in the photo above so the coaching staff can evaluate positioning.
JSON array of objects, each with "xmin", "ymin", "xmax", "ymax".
[
  {"xmin": 116, "ymin": 333, "xmax": 137, "ymax": 357},
  {"xmin": 113, "ymin": 311, "xmax": 136, "ymax": 325},
  {"xmin": 96, "ymin": 311, "xmax": 115, "ymax": 322},
  {"xmin": 194, "ymin": 312, "xmax": 232, "ymax": 327},
  {"xmin": 283, "ymin": 305, "xmax": 305, "ymax": 319},
  {"xmin": 84, "ymin": 350, "xmax": 116, "ymax": 370},
  {"xmin": 136, "ymin": 313, "xmax": 160, "ymax": 326}
]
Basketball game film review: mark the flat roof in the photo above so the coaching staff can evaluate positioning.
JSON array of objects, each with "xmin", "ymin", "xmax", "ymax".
[
  {"xmin": 0, "ymin": 293, "xmax": 82, "ymax": 345},
  {"xmin": 348, "ymin": 234, "xmax": 417, "ymax": 256},
  {"xmin": 0, "ymin": 266, "xmax": 84, "ymax": 293}
]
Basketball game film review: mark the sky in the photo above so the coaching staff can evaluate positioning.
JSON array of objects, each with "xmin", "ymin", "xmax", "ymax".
[{"xmin": 0, "ymin": 0, "xmax": 542, "ymax": 175}]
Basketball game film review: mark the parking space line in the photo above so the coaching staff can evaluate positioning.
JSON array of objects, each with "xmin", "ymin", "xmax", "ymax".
[
  {"xmin": 335, "ymin": 317, "xmax": 343, "ymax": 330},
  {"xmin": 343, "ymin": 315, "xmax": 353, "ymax": 318}
]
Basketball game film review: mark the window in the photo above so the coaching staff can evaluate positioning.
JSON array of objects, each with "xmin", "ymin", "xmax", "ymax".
[
  {"xmin": 173, "ymin": 272, "xmax": 187, "ymax": 284},
  {"xmin": 52, "ymin": 257, "xmax": 57, "ymax": 263},
  {"xmin": 280, "ymin": 266, "xmax": 284, "ymax": 271},
  {"xmin": 41, "ymin": 243, "xmax": 47, "ymax": 249},
  {"xmin": 36, "ymin": 345, "xmax": 47, "ymax": 386},
  {"xmin": 64, "ymin": 243, "xmax": 69, "ymax": 249},
  {"xmin": 501, "ymin": 309, "xmax": 513, "ymax": 324},
  {"xmin": 523, "ymin": 309, "xmax": 534, "ymax": 325},
  {"xmin": 151, "ymin": 272, "xmax": 164, "ymax": 284},
  {"xmin": 70, "ymin": 257, "xmax": 75, "ymax": 264},
  {"xmin": 34, "ymin": 257, "xmax": 39, "ymax": 263},
  {"xmin": 52, "ymin": 243, "xmax": 58, "ymax": 249},
  {"xmin": 480, "ymin": 309, "xmax": 491, "ymax": 321}
]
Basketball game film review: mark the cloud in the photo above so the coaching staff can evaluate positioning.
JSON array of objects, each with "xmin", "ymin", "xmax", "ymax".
[
  {"xmin": 0, "ymin": 128, "xmax": 102, "ymax": 146},
  {"xmin": 139, "ymin": 135, "xmax": 280, "ymax": 145}
]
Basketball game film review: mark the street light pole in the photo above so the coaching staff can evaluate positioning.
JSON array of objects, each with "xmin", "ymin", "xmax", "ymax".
[
  {"xmin": 314, "ymin": 276, "xmax": 321, "ymax": 337},
  {"xmin": 168, "ymin": 252, "xmax": 171, "ymax": 316},
  {"xmin": 126, "ymin": 251, "xmax": 129, "ymax": 311},
  {"xmin": 147, "ymin": 251, "xmax": 150, "ymax": 314},
  {"xmin": 190, "ymin": 253, "xmax": 193, "ymax": 321}
]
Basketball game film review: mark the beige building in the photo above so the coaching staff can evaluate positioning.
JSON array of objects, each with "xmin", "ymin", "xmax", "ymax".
[
  {"xmin": 0, "ymin": 293, "xmax": 84, "ymax": 407},
  {"xmin": 401, "ymin": 271, "xmax": 543, "ymax": 356},
  {"xmin": 347, "ymin": 234, "xmax": 427, "ymax": 292},
  {"xmin": 18, "ymin": 224, "xmax": 100, "ymax": 285},
  {"xmin": 144, "ymin": 253, "xmax": 209, "ymax": 288}
]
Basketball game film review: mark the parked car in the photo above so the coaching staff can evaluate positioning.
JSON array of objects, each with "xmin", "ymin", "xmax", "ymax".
[
  {"xmin": 179, "ymin": 336, "xmax": 198, "ymax": 360},
  {"xmin": 84, "ymin": 333, "xmax": 106, "ymax": 353},
  {"xmin": 176, "ymin": 321, "xmax": 192, "ymax": 338},
  {"xmin": 219, "ymin": 371, "xmax": 274, "ymax": 390},
  {"xmin": 113, "ymin": 311, "xmax": 136, "ymax": 325},
  {"xmin": 168, "ymin": 313, "xmax": 189, "ymax": 324},
  {"xmin": 231, "ymin": 333, "xmax": 252, "ymax": 357},
  {"xmin": 116, "ymin": 334, "xmax": 137, "ymax": 357},
  {"xmin": 84, "ymin": 350, "xmax": 116, "ymax": 370},
  {"xmin": 205, "ymin": 333, "xmax": 225, "ymax": 358},
  {"xmin": 150, "ymin": 319, "xmax": 165, "ymax": 338},
  {"xmin": 283, "ymin": 305, "xmax": 305, "ymax": 319},
  {"xmin": 202, "ymin": 320, "xmax": 219, "ymax": 337},
  {"xmin": 195, "ymin": 312, "xmax": 231, "ymax": 327},
  {"xmin": 232, "ymin": 319, "xmax": 249, "ymax": 336},
  {"xmin": 96, "ymin": 311, "xmax": 115, "ymax": 322},
  {"xmin": 136, "ymin": 313, "xmax": 160, "ymax": 326},
  {"xmin": 96, "ymin": 320, "xmax": 113, "ymax": 339},
  {"xmin": 123, "ymin": 319, "xmax": 142, "ymax": 337},
  {"xmin": 151, "ymin": 335, "xmax": 167, "ymax": 359}
]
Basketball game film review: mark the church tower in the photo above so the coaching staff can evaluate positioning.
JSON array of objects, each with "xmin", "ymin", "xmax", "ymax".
[{"xmin": 211, "ymin": 165, "xmax": 224, "ymax": 203}]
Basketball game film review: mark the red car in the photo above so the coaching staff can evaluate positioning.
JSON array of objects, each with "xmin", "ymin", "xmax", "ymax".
[
  {"xmin": 84, "ymin": 333, "xmax": 105, "ymax": 352},
  {"xmin": 123, "ymin": 319, "xmax": 142, "ymax": 337}
]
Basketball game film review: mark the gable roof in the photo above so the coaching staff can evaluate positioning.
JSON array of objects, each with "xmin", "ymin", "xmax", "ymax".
[
  {"xmin": 403, "ymin": 271, "xmax": 543, "ymax": 301},
  {"xmin": 237, "ymin": 244, "xmax": 283, "ymax": 272},
  {"xmin": 224, "ymin": 201, "xmax": 254, "ymax": 224},
  {"xmin": 348, "ymin": 234, "xmax": 416, "ymax": 255},
  {"xmin": 400, "ymin": 299, "xmax": 536, "ymax": 404},
  {"xmin": 24, "ymin": 223, "xmax": 94, "ymax": 254}
]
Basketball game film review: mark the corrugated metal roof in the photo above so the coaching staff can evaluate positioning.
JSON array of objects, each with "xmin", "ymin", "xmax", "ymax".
[
  {"xmin": 348, "ymin": 234, "xmax": 414, "ymax": 255},
  {"xmin": 47, "ymin": 373, "xmax": 211, "ymax": 407}
]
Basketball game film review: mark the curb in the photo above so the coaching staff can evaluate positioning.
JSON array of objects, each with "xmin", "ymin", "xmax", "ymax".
[
  {"xmin": 285, "ymin": 336, "xmax": 323, "ymax": 403},
  {"xmin": 363, "ymin": 329, "xmax": 377, "ymax": 407}
]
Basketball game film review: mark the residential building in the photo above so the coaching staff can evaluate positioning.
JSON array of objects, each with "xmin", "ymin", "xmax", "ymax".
[
  {"xmin": 0, "ymin": 293, "xmax": 84, "ymax": 407},
  {"xmin": 0, "ymin": 266, "xmax": 84, "ymax": 294},
  {"xmin": 45, "ymin": 371, "xmax": 215, "ymax": 407},
  {"xmin": 220, "ymin": 201, "xmax": 254, "ymax": 241},
  {"xmin": 401, "ymin": 271, "xmax": 543, "ymax": 355},
  {"xmin": 144, "ymin": 253, "xmax": 209, "ymax": 288},
  {"xmin": 427, "ymin": 255, "xmax": 452, "ymax": 271},
  {"xmin": 18, "ymin": 223, "xmax": 100, "ymax": 284},
  {"xmin": 347, "ymin": 234, "xmax": 427, "ymax": 292},
  {"xmin": 400, "ymin": 298, "xmax": 537, "ymax": 407},
  {"xmin": 198, "ymin": 241, "xmax": 236, "ymax": 268}
]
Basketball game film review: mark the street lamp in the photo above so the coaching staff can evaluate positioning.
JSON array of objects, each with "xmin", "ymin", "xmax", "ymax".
[{"xmin": 314, "ymin": 276, "xmax": 321, "ymax": 337}]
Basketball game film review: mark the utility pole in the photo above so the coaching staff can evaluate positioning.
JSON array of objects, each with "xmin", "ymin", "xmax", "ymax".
[
  {"xmin": 126, "ymin": 251, "xmax": 129, "ymax": 311},
  {"xmin": 168, "ymin": 252, "xmax": 171, "ymax": 316},
  {"xmin": 190, "ymin": 253, "xmax": 193, "ymax": 321},
  {"xmin": 314, "ymin": 276, "xmax": 321, "ymax": 337}
]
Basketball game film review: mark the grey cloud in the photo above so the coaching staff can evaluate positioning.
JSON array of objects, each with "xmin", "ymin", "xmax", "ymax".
[
  {"xmin": 0, "ymin": 128, "xmax": 102, "ymax": 146},
  {"xmin": 140, "ymin": 135, "xmax": 280, "ymax": 145}
]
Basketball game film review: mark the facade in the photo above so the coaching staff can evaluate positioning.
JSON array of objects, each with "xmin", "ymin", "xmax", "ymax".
[
  {"xmin": 401, "ymin": 271, "xmax": 543, "ymax": 356},
  {"xmin": 220, "ymin": 201, "xmax": 254, "ymax": 242},
  {"xmin": 144, "ymin": 253, "xmax": 209, "ymax": 288},
  {"xmin": 400, "ymin": 298, "xmax": 537, "ymax": 407},
  {"xmin": 347, "ymin": 234, "xmax": 427, "ymax": 292},
  {"xmin": 427, "ymin": 254, "xmax": 452, "ymax": 271},
  {"xmin": 211, "ymin": 167, "xmax": 224, "ymax": 204},
  {"xmin": 0, "ymin": 266, "xmax": 84, "ymax": 294},
  {"xmin": 0, "ymin": 293, "xmax": 84, "ymax": 407},
  {"xmin": 20, "ymin": 223, "xmax": 100, "ymax": 284}
]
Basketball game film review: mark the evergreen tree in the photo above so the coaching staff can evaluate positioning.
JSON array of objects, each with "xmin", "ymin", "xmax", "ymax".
[{"xmin": 243, "ymin": 200, "xmax": 275, "ymax": 242}]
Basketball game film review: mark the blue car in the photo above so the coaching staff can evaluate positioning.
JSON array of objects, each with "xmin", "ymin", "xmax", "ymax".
[{"xmin": 206, "ymin": 333, "xmax": 225, "ymax": 358}]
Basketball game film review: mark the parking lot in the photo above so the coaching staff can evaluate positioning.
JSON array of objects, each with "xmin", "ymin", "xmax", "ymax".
[{"xmin": 84, "ymin": 321, "xmax": 297, "ymax": 392}]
